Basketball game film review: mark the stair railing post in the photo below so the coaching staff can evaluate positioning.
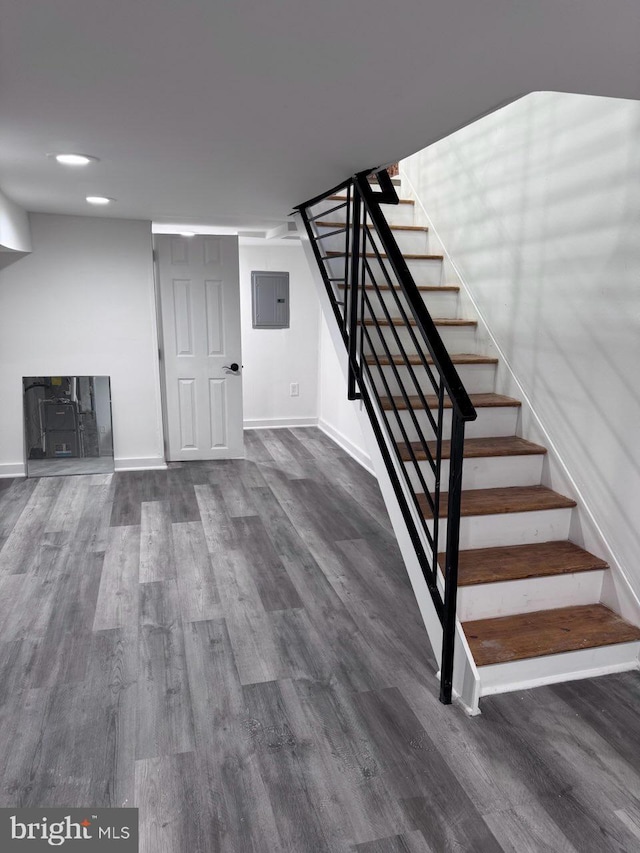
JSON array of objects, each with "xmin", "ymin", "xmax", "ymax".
[
  {"xmin": 440, "ymin": 410, "xmax": 466, "ymax": 704},
  {"xmin": 347, "ymin": 184, "xmax": 362, "ymax": 400}
]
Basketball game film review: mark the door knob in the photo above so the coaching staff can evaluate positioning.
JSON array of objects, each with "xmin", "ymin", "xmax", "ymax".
[{"xmin": 222, "ymin": 363, "xmax": 241, "ymax": 374}]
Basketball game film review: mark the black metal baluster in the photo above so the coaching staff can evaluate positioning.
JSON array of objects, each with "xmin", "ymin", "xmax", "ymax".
[
  {"xmin": 432, "ymin": 383, "xmax": 445, "ymax": 579},
  {"xmin": 344, "ymin": 183, "xmax": 352, "ymax": 333},
  {"xmin": 359, "ymin": 208, "xmax": 366, "ymax": 372},
  {"xmin": 360, "ymin": 292, "xmax": 437, "ymax": 517},
  {"xmin": 363, "ymin": 226, "xmax": 441, "ymax": 401},
  {"xmin": 361, "ymin": 256, "xmax": 439, "ymax": 468},
  {"xmin": 440, "ymin": 411, "xmax": 466, "ymax": 704},
  {"xmin": 348, "ymin": 189, "xmax": 362, "ymax": 401},
  {"xmin": 360, "ymin": 301, "xmax": 437, "ymax": 545}
]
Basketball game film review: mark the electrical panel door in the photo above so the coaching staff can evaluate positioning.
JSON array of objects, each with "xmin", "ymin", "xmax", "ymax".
[{"xmin": 251, "ymin": 271, "xmax": 290, "ymax": 328}]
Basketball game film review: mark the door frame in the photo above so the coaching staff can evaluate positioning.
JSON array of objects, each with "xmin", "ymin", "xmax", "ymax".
[
  {"xmin": 152, "ymin": 241, "xmax": 171, "ymax": 464},
  {"xmin": 152, "ymin": 233, "xmax": 245, "ymax": 462}
]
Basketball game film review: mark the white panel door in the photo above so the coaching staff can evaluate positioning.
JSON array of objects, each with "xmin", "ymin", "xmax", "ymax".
[{"xmin": 156, "ymin": 234, "xmax": 243, "ymax": 460}]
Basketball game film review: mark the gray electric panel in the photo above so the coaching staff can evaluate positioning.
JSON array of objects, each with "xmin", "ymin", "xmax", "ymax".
[{"xmin": 251, "ymin": 271, "xmax": 290, "ymax": 328}]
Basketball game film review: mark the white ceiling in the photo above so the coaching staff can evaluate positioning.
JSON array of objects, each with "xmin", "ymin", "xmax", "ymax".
[{"xmin": 1, "ymin": 0, "xmax": 639, "ymax": 230}]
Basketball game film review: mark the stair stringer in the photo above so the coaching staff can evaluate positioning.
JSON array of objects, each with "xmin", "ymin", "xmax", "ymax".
[{"xmin": 295, "ymin": 211, "xmax": 482, "ymax": 715}]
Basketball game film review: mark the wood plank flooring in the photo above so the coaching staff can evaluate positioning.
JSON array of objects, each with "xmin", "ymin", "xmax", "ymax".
[
  {"xmin": 418, "ymin": 485, "xmax": 577, "ymax": 519},
  {"xmin": 380, "ymin": 392, "xmax": 521, "ymax": 412},
  {"xmin": 316, "ymin": 221, "xmax": 428, "ymax": 233},
  {"xmin": 464, "ymin": 604, "xmax": 640, "ymax": 666},
  {"xmin": 367, "ymin": 353, "xmax": 499, "ymax": 367},
  {"xmin": 399, "ymin": 436, "xmax": 546, "ymax": 462},
  {"xmin": 338, "ymin": 285, "xmax": 461, "ymax": 294},
  {"xmin": 452, "ymin": 541, "xmax": 609, "ymax": 586},
  {"xmin": 0, "ymin": 426, "xmax": 639, "ymax": 852},
  {"xmin": 363, "ymin": 317, "xmax": 477, "ymax": 327}
]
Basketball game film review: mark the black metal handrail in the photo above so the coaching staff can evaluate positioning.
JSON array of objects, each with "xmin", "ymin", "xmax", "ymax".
[{"xmin": 296, "ymin": 168, "xmax": 477, "ymax": 704}]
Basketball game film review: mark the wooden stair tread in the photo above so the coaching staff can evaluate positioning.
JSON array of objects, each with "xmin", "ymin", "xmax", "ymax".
[
  {"xmin": 364, "ymin": 317, "xmax": 476, "ymax": 327},
  {"xmin": 399, "ymin": 436, "xmax": 546, "ymax": 463},
  {"xmin": 316, "ymin": 220, "xmax": 428, "ymax": 232},
  {"xmin": 324, "ymin": 250, "xmax": 443, "ymax": 261},
  {"xmin": 417, "ymin": 485, "xmax": 576, "ymax": 519},
  {"xmin": 367, "ymin": 353, "xmax": 498, "ymax": 366},
  {"xmin": 380, "ymin": 392, "xmax": 520, "ymax": 411},
  {"xmin": 447, "ymin": 540, "xmax": 608, "ymax": 586},
  {"xmin": 463, "ymin": 604, "xmax": 640, "ymax": 667},
  {"xmin": 337, "ymin": 284, "xmax": 460, "ymax": 293},
  {"xmin": 328, "ymin": 194, "xmax": 415, "ymax": 205}
]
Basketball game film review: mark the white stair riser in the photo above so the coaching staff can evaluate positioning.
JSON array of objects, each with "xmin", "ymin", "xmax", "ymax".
[
  {"xmin": 315, "ymin": 227, "xmax": 429, "ymax": 255},
  {"xmin": 386, "ymin": 406, "xmax": 519, "ymax": 442},
  {"xmin": 309, "ymin": 198, "xmax": 416, "ymax": 227},
  {"xmin": 458, "ymin": 569, "xmax": 605, "ymax": 621},
  {"xmin": 477, "ymin": 642, "xmax": 640, "ymax": 697},
  {"xmin": 314, "ymin": 230, "xmax": 350, "ymax": 256},
  {"xmin": 387, "ymin": 229, "xmax": 430, "ymax": 254},
  {"xmin": 369, "ymin": 176, "xmax": 402, "ymax": 189},
  {"xmin": 405, "ymin": 257, "xmax": 444, "ymax": 286},
  {"xmin": 366, "ymin": 322, "xmax": 477, "ymax": 354},
  {"xmin": 431, "ymin": 507, "xmax": 572, "ymax": 550},
  {"xmin": 308, "ymin": 198, "xmax": 351, "ymax": 220},
  {"xmin": 322, "ymin": 257, "xmax": 349, "ymax": 286},
  {"xmin": 380, "ymin": 203, "xmax": 417, "ymax": 227},
  {"xmin": 387, "ymin": 258, "xmax": 445, "ymax": 287},
  {"xmin": 403, "ymin": 453, "xmax": 544, "ymax": 493},
  {"xmin": 324, "ymin": 255, "xmax": 443, "ymax": 287},
  {"xmin": 360, "ymin": 287, "xmax": 461, "ymax": 320},
  {"xmin": 369, "ymin": 362, "xmax": 497, "ymax": 397}
]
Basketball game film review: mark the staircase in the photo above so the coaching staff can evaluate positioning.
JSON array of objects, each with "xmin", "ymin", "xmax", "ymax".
[{"xmin": 295, "ymin": 170, "xmax": 640, "ymax": 713}]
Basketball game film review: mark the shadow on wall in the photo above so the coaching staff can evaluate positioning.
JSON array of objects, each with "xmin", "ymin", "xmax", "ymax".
[{"xmin": 402, "ymin": 90, "xmax": 640, "ymax": 596}]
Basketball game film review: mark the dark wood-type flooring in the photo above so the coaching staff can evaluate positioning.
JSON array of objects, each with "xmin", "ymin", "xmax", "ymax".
[{"xmin": 0, "ymin": 427, "xmax": 639, "ymax": 852}]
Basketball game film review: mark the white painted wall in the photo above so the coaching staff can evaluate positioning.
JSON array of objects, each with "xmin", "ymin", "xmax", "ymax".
[
  {"xmin": 0, "ymin": 188, "xmax": 31, "ymax": 254},
  {"xmin": 238, "ymin": 235, "xmax": 372, "ymax": 466},
  {"xmin": 402, "ymin": 91, "xmax": 640, "ymax": 599},
  {"xmin": 239, "ymin": 240, "xmax": 321, "ymax": 428},
  {"xmin": 0, "ymin": 213, "xmax": 164, "ymax": 475},
  {"xmin": 317, "ymin": 315, "xmax": 371, "ymax": 471}
]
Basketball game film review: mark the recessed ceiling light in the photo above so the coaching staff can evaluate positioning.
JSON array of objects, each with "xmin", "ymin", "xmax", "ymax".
[
  {"xmin": 86, "ymin": 196, "xmax": 113, "ymax": 205},
  {"xmin": 179, "ymin": 231, "xmax": 196, "ymax": 237},
  {"xmin": 50, "ymin": 153, "xmax": 99, "ymax": 166}
]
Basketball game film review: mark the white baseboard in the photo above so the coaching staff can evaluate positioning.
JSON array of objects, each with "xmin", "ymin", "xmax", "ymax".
[
  {"xmin": 0, "ymin": 462, "xmax": 26, "ymax": 479},
  {"xmin": 243, "ymin": 417, "xmax": 319, "ymax": 430},
  {"xmin": 2, "ymin": 458, "xmax": 168, "ymax": 476},
  {"xmin": 114, "ymin": 456, "xmax": 167, "ymax": 472},
  {"xmin": 317, "ymin": 418, "xmax": 375, "ymax": 476}
]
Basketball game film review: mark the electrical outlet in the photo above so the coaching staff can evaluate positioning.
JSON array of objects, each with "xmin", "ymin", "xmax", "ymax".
[{"xmin": 290, "ymin": 382, "xmax": 299, "ymax": 397}]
